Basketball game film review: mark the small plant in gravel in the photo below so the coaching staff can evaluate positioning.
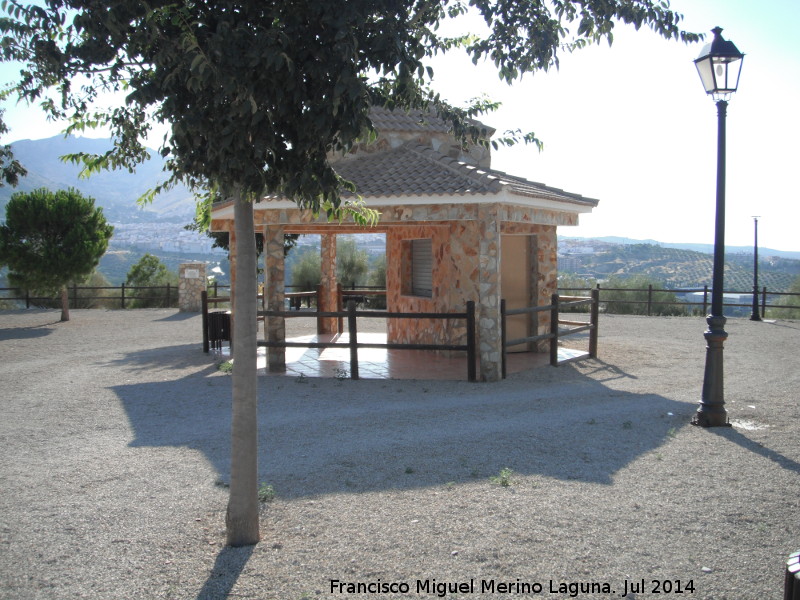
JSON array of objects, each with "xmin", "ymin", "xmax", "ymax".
[
  {"xmin": 622, "ymin": 420, "xmax": 633, "ymax": 430},
  {"xmin": 334, "ymin": 367, "xmax": 349, "ymax": 380},
  {"xmin": 258, "ymin": 482, "xmax": 276, "ymax": 503},
  {"xmin": 217, "ymin": 360, "xmax": 233, "ymax": 374},
  {"xmin": 405, "ymin": 466, "xmax": 415, "ymax": 474},
  {"xmin": 490, "ymin": 467, "xmax": 514, "ymax": 487},
  {"xmin": 295, "ymin": 373, "xmax": 308, "ymax": 384}
]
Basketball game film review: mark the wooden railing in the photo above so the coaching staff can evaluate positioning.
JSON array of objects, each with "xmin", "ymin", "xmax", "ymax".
[
  {"xmin": 258, "ymin": 300, "xmax": 477, "ymax": 382},
  {"xmin": 501, "ymin": 290, "xmax": 599, "ymax": 378}
]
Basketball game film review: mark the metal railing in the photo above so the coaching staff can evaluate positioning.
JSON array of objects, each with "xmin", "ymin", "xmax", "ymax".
[
  {"xmin": 0, "ymin": 284, "xmax": 177, "ymax": 309},
  {"xmin": 559, "ymin": 285, "xmax": 800, "ymax": 317}
]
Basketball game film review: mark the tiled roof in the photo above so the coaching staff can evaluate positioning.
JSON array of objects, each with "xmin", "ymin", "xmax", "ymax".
[
  {"xmin": 368, "ymin": 106, "xmax": 495, "ymax": 136},
  {"xmin": 335, "ymin": 142, "xmax": 598, "ymax": 207}
]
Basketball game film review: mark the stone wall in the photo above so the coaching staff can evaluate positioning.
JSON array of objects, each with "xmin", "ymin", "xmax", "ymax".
[{"xmin": 178, "ymin": 262, "xmax": 206, "ymax": 312}]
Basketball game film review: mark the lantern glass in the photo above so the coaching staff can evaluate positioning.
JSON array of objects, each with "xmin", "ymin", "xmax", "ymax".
[{"xmin": 694, "ymin": 27, "xmax": 744, "ymax": 102}]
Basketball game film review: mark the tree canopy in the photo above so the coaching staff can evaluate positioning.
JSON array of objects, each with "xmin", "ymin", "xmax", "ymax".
[
  {"xmin": 0, "ymin": 187, "xmax": 113, "ymax": 320},
  {"xmin": 0, "ymin": 0, "xmax": 699, "ymax": 210}
]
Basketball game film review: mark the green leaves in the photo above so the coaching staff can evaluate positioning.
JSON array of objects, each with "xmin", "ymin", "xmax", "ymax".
[
  {"xmin": 0, "ymin": 187, "xmax": 113, "ymax": 296},
  {"xmin": 0, "ymin": 0, "xmax": 699, "ymax": 220}
]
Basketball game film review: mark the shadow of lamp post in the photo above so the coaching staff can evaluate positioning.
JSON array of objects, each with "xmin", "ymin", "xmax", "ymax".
[
  {"xmin": 750, "ymin": 216, "xmax": 762, "ymax": 321},
  {"xmin": 692, "ymin": 27, "xmax": 745, "ymax": 428}
]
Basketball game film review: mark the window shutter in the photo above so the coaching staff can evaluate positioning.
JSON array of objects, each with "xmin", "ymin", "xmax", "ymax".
[{"xmin": 411, "ymin": 239, "xmax": 433, "ymax": 297}]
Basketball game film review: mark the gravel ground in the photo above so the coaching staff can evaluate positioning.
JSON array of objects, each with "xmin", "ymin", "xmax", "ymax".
[{"xmin": 0, "ymin": 309, "xmax": 798, "ymax": 600}]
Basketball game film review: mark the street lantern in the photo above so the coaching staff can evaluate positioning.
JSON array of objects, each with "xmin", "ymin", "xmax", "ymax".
[
  {"xmin": 692, "ymin": 27, "xmax": 744, "ymax": 428},
  {"xmin": 694, "ymin": 27, "xmax": 745, "ymax": 101}
]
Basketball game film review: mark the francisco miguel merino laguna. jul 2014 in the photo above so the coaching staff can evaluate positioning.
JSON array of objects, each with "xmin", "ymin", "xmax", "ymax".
[{"xmin": 329, "ymin": 578, "xmax": 621, "ymax": 597}]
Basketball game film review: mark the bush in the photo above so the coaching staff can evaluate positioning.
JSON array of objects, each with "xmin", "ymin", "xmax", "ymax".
[
  {"xmin": 600, "ymin": 275, "xmax": 688, "ymax": 316},
  {"xmin": 125, "ymin": 254, "xmax": 179, "ymax": 308}
]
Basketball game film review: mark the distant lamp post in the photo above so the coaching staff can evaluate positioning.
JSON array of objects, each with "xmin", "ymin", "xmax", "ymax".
[
  {"xmin": 692, "ymin": 27, "xmax": 744, "ymax": 428},
  {"xmin": 750, "ymin": 216, "xmax": 762, "ymax": 321}
]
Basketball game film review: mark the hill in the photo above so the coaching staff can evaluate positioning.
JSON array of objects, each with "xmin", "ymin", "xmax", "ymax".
[
  {"xmin": 559, "ymin": 240, "xmax": 800, "ymax": 292},
  {"xmin": 0, "ymin": 136, "xmax": 198, "ymax": 223},
  {"xmin": 562, "ymin": 235, "xmax": 800, "ymax": 261}
]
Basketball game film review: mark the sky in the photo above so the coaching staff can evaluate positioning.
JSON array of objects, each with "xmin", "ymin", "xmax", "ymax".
[{"xmin": 1, "ymin": 0, "xmax": 798, "ymax": 251}]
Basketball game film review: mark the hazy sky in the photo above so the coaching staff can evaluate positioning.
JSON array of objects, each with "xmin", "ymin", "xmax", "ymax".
[{"xmin": 2, "ymin": 0, "xmax": 798, "ymax": 251}]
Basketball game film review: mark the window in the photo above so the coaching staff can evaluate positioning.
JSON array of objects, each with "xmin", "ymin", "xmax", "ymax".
[{"xmin": 410, "ymin": 238, "xmax": 433, "ymax": 298}]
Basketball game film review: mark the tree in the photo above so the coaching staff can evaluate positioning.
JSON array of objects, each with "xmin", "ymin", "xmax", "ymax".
[
  {"xmin": 336, "ymin": 238, "xmax": 369, "ymax": 289},
  {"xmin": 125, "ymin": 253, "xmax": 179, "ymax": 308},
  {"xmin": 780, "ymin": 275, "xmax": 800, "ymax": 320},
  {"xmin": 0, "ymin": 108, "xmax": 26, "ymax": 186},
  {"xmin": 602, "ymin": 274, "xmax": 686, "ymax": 316},
  {"xmin": 1, "ymin": 0, "xmax": 699, "ymax": 546},
  {"xmin": 291, "ymin": 248, "xmax": 322, "ymax": 293},
  {"xmin": 0, "ymin": 188, "xmax": 113, "ymax": 321}
]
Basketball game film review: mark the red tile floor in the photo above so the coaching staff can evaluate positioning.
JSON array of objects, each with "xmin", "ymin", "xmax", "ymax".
[{"xmin": 216, "ymin": 332, "xmax": 589, "ymax": 381}]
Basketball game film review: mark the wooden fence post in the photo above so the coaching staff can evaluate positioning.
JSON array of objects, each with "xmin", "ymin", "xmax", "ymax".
[
  {"xmin": 466, "ymin": 300, "xmax": 477, "ymax": 382},
  {"xmin": 316, "ymin": 284, "xmax": 323, "ymax": 334},
  {"xmin": 121, "ymin": 283, "xmax": 126, "ymax": 309},
  {"xmin": 647, "ymin": 284, "xmax": 653, "ymax": 316},
  {"xmin": 761, "ymin": 286, "xmax": 767, "ymax": 319},
  {"xmin": 550, "ymin": 293, "xmax": 559, "ymax": 367},
  {"xmin": 589, "ymin": 288, "xmax": 600, "ymax": 358},
  {"xmin": 500, "ymin": 299, "xmax": 507, "ymax": 379},
  {"xmin": 165, "ymin": 282, "xmax": 171, "ymax": 308},
  {"xmin": 201, "ymin": 290, "xmax": 209, "ymax": 353},
  {"xmin": 337, "ymin": 283, "xmax": 344, "ymax": 334},
  {"xmin": 347, "ymin": 300, "xmax": 359, "ymax": 380}
]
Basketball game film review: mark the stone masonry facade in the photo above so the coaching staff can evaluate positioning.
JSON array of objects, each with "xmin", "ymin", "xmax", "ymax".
[
  {"xmin": 178, "ymin": 262, "xmax": 206, "ymax": 312},
  {"xmin": 213, "ymin": 201, "xmax": 567, "ymax": 381}
]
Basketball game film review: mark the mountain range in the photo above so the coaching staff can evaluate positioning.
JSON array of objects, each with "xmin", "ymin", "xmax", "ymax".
[{"xmin": 1, "ymin": 135, "xmax": 197, "ymax": 223}]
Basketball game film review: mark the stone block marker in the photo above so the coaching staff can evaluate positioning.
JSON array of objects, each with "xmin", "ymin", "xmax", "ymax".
[{"xmin": 179, "ymin": 262, "xmax": 206, "ymax": 312}]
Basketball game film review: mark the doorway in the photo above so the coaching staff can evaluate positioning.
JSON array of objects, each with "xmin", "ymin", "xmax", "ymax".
[{"xmin": 501, "ymin": 234, "xmax": 537, "ymax": 352}]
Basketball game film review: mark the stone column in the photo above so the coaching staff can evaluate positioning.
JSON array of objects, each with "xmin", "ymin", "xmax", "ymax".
[
  {"xmin": 319, "ymin": 233, "xmax": 338, "ymax": 334},
  {"xmin": 536, "ymin": 225, "xmax": 558, "ymax": 340},
  {"xmin": 478, "ymin": 206, "xmax": 502, "ymax": 382},
  {"xmin": 178, "ymin": 262, "xmax": 206, "ymax": 312},
  {"xmin": 264, "ymin": 225, "xmax": 286, "ymax": 371}
]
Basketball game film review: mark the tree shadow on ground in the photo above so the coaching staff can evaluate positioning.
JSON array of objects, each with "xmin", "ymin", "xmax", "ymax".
[
  {"xmin": 0, "ymin": 323, "xmax": 56, "ymax": 340},
  {"xmin": 195, "ymin": 545, "xmax": 255, "ymax": 600},
  {"xmin": 112, "ymin": 353, "xmax": 691, "ymax": 500}
]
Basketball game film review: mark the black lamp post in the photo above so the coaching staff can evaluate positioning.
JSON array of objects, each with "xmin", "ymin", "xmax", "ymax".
[
  {"xmin": 750, "ymin": 216, "xmax": 762, "ymax": 321},
  {"xmin": 692, "ymin": 27, "xmax": 744, "ymax": 428}
]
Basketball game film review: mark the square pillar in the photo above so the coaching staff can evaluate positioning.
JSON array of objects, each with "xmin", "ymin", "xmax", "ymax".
[
  {"xmin": 264, "ymin": 225, "xmax": 286, "ymax": 371},
  {"xmin": 478, "ymin": 206, "xmax": 502, "ymax": 382},
  {"xmin": 535, "ymin": 226, "xmax": 558, "ymax": 338},
  {"xmin": 319, "ymin": 233, "xmax": 338, "ymax": 334},
  {"xmin": 178, "ymin": 262, "xmax": 206, "ymax": 312}
]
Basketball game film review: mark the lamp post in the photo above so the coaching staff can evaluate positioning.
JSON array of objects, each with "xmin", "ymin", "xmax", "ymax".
[
  {"xmin": 692, "ymin": 27, "xmax": 744, "ymax": 428},
  {"xmin": 750, "ymin": 216, "xmax": 762, "ymax": 321}
]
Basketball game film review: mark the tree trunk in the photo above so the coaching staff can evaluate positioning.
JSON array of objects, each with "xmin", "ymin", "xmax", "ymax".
[
  {"xmin": 60, "ymin": 286, "xmax": 70, "ymax": 322},
  {"xmin": 225, "ymin": 188, "xmax": 260, "ymax": 546}
]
